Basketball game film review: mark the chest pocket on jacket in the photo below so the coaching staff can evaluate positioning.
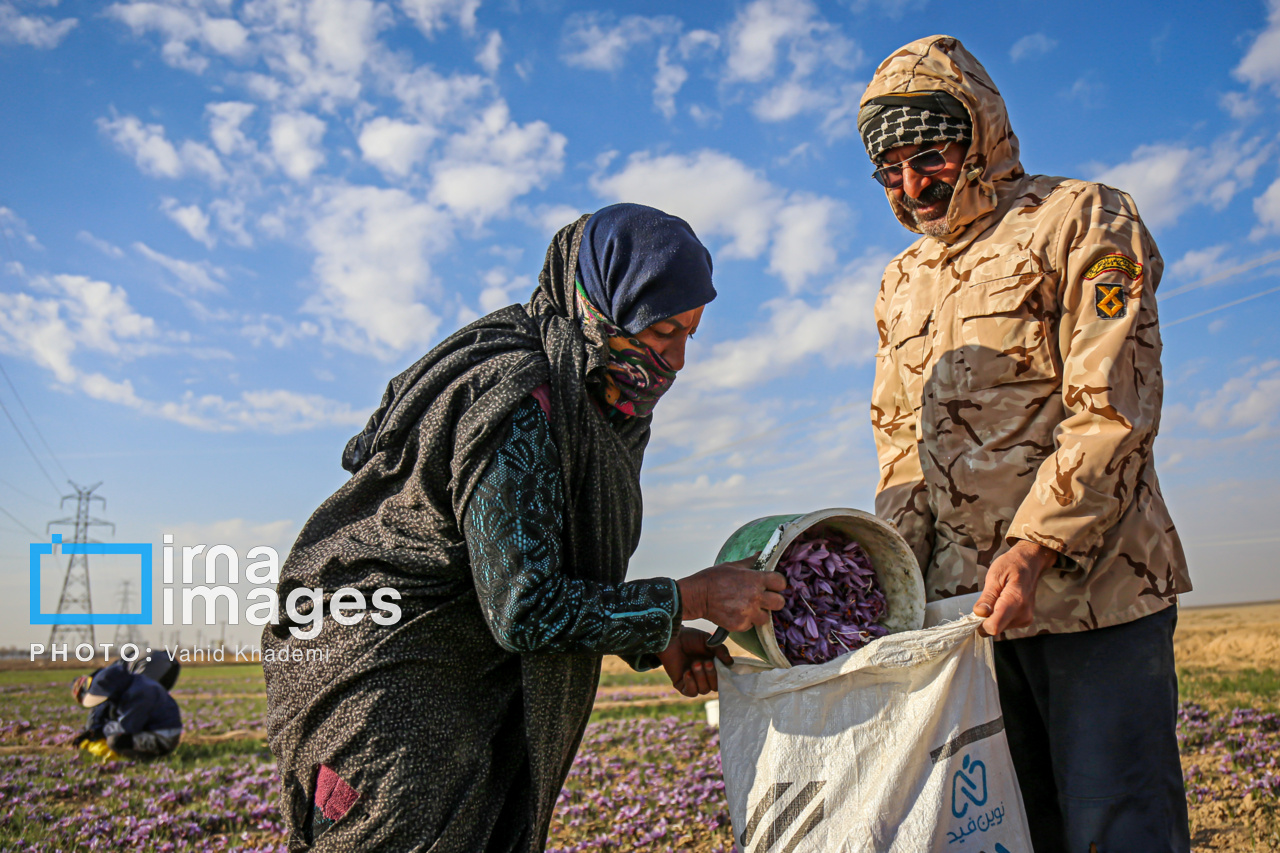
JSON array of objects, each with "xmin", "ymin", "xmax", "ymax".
[
  {"xmin": 956, "ymin": 273, "xmax": 1058, "ymax": 391},
  {"xmin": 886, "ymin": 306, "xmax": 932, "ymax": 412}
]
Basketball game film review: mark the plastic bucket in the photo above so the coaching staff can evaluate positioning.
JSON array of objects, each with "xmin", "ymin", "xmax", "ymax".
[{"xmin": 714, "ymin": 507, "xmax": 925, "ymax": 668}]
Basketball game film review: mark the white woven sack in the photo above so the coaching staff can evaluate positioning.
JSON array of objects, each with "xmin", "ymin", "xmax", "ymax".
[{"xmin": 717, "ymin": 614, "xmax": 1032, "ymax": 853}]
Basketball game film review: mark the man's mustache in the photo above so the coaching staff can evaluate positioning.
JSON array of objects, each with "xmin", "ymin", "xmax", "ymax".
[{"xmin": 900, "ymin": 181, "xmax": 954, "ymax": 211}]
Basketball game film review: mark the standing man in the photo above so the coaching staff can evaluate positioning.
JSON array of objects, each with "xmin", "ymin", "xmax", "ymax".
[{"xmin": 860, "ymin": 36, "xmax": 1191, "ymax": 851}]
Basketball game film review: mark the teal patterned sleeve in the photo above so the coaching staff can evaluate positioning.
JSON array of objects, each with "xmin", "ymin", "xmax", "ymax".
[{"xmin": 463, "ymin": 396, "xmax": 681, "ymax": 657}]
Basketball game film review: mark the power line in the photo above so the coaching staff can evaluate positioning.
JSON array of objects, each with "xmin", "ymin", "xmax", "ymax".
[
  {"xmin": 1161, "ymin": 248, "xmax": 1280, "ymax": 301},
  {"xmin": 0, "ymin": 475, "xmax": 54, "ymax": 508},
  {"xmin": 0, "ymin": 393, "xmax": 61, "ymax": 496},
  {"xmin": 0, "ymin": 503, "xmax": 40, "ymax": 537},
  {"xmin": 0, "ymin": 360, "xmax": 70, "ymax": 481},
  {"xmin": 1165, "ymin": 283, "xmax": 1280, "ymax": 329}
]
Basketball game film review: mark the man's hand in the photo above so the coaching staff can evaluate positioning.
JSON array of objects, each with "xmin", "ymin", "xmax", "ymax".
[
  {"xmin": 677, "ymin": 556, "xmax": 786, "ymax": 632},
  {"xmin": 656, "ymin": 627, "xmax": 733, "ymax": 697},
  {"xmin": 70, "ymin": 730, "xmax": 94, "ymax": 748},
  {"xmin": 973, "ymin": 540, "xmax": 1059, "ymax": 637}
]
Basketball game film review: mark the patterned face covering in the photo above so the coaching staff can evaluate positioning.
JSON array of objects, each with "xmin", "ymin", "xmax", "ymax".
[{"xmin": 576, "ymin": 281, "xmax": 678, "ymax": 418}]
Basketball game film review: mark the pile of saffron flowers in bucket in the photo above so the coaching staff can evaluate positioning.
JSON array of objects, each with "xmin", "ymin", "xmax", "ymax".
[{"xmin": 772, "ymin": 531, "xmax": 889, "ymax": 666}]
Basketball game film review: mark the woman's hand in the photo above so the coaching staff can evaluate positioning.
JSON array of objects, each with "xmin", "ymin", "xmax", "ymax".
[
  {"xmin": 656, "ymin": 627, "xmax": 733, "ymax": 697},
  {"xmin": 678, "ymin": 556, "xmax": 786, "ymax": 632}
]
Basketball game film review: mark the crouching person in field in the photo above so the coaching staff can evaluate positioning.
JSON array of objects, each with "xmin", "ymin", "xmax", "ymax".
[{"xmin": 70, "ymin": 661, "xmax": 183, "ymax": 760}]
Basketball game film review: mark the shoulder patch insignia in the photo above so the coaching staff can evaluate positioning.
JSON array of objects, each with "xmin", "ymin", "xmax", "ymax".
[
  {"xmin": 1083, "ymin": 253, "xmax": 1143, "ymax": 282},
  {"xmin": 1095, "ymin": 283, "xmax": 1127, "ymax": 319}
]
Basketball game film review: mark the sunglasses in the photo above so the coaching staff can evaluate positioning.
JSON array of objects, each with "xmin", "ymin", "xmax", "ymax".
[{"xmin": 871, "ymin": 143, "xmax": 953, "ymax": 189}]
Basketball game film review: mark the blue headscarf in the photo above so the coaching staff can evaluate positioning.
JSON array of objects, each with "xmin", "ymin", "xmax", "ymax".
[{"xmin": 577, "ymin": 203, "xmax": 716, "ymax": 335}]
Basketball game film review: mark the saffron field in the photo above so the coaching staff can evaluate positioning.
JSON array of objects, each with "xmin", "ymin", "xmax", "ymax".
[{"xmin": 1, "ymin": 603, "xmax": 1277, "ymax": 852}]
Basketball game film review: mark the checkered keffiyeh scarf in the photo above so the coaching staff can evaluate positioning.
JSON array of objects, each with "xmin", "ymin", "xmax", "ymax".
[{"xmin": 860, "ymin": 102, "xmax": 971, "ymax": 164}]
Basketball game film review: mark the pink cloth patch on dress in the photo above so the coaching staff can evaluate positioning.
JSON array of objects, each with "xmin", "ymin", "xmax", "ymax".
[
  {"xmin": 315, "ymin": 764, "xmax": 360, "ymax": 822},
  {"xmin": 530, "ymin": 384, "xmax": 552, "ymax": 420}
]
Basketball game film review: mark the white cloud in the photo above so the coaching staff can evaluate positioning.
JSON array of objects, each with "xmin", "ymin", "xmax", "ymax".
[
  {"xmin": 133, "ymin": 242, "xmax": 226, "ymax": 293},
  {"xmin": 532, "ymin": 203, "xmax": 584, "ymax": 237},
  {"xmin": 768, "ymin": 195, "xmax": 844, "ymax": 289},
  {"xmin": 477, "ymin": 267, "xmax": 533, "ymax": 314},
  {"xmin": 429, "ymin": 103, "xmax": 566, "ymax": 222},
  {"xmin": 643, "ymin": 472, "xmax": 749, "ymax": 517},
  {"xmin": 269, "ymin": 112, "xmax": 327, "ymax": 181},
  {"xmin": 305, "ymin": 184, "xmax": 452, "ymax": 357},
  {"xmin": 0, "ymin": 1, "xmax": 76, "ymax": 48},
  {"xmin": 680, "ymin": 253, "xmax": 885, "ymax": 391},
  {"xmin": 0, "ymin": 271, "xmax": 363, "ymax": 431},
  {"xmin": 475, "ymin": 30, "xmax": 501, "ymax": 74},
  {"xmin": 653, "ymin": 45, "xmax": 687, "ymax": 119},
  {"xmin": 635, "ymin": 388, "xmax": 879, "ymax": 537},
  {"xmin": 560, "ymin": 12, "xmax": 678, "ymax": 71},
  {"xmin": 0, "ymin": 207, "xmax": 43, "ymax": 251},
  {"xmin": 306, "ymin": 0, "xmax": 390, "ymax": 74},
  {"xmin": 1090, "ymin": 133, "xmax": 1273, "ymax": 228},
  {"xmin": 77, "ymin": 231, "xmax": 125, "ymax": 259},
  {"xmin": 1009, "ymin": 32, "xmax": 1056, "ymax": 62},
  {"xmin": 1169, "ymin": 244, "xmax": 1229, "ymax": 282},
  {"xmin": 237, "ymin": 0, "xmax": 374, "ymax": 108},
  {"xmin": 391, "ymin": 64, "xmax": 490, "ymax": 123},
  {"xmin": 1062, "ymin": 75, "xmax": 1106, "ymax": 108},
  {"xmin": 358, "ymin": 116, "xmax": 436, "ymax": 177},
  {"xmin": 725, "ymin": 0, "xmax": 817, "ymax": 83},
  {"xmin": 160, "ymin": 198, "xmax": 215, "ymax": 248},
  {"xmin": 752, "ymin": 78, "xmax": 833, "ymax": 122},
  {"xmin": 1254, "ymin": 176, "xmax": 1280, "ymax": 237},
  {"xmin": 723, "ymin": 0, "xmax": 861, "ymax": 130},
  {"xmin": 210, "ymin": 198, "xmax": 253, "ymax": 247},
  {"xmin": 593, "ymin": 149, "xmax": 779, "ymax": 260},
  {"xmin": 401, "ymin": 0, "xmax": 479, "ymax": 36},
  {"xmin": 0, "ymin": 273, "xmax": 159, "ymax": 385},
  {"xmin": 206, "ymin": 101, "xmax": 257, "ymax": 156},
  {"xmin": 1181, "ymin": 359, "xmax": 1280, "ymax": 439},
  {"xmin": 1219, "ymin": 91, "xmax": 1260, "ymax": 120},
  {"xmin": 241, "ymin": 314, "xmax": 320, "ymax": 348},
  {"xmin": 105, "ymin": 2, "xmax": 248, "ymax": 73},
  {"xmin": 645, "ymin": 386, "xmax": 778, "ymax": 458},
  {"xmin": 1234, "ymin": 0, "xmax": 1280, "ymax": 92},
  {"xmin": 157, "ymin": 387, "xmax": 367, "ymax": 432},
  {"xmin": 560, "ymin": 14, "xmax": 717, "ymax": 118},
  {"xmin": 592, "ymin": 148, "xmax": 848, "ymax": 292},
  {"xmin": 842, "ymin": 0, "xmax": 927, "ymax": 17},
  {"xmin": 98, "ymin": 114, "xmax": 226, "ymax": 181}
]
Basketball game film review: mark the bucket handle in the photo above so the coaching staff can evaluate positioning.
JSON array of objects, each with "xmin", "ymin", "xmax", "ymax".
[{"xmin": 705, "ymin": 524, "xmax": 786, "ymax": 647}]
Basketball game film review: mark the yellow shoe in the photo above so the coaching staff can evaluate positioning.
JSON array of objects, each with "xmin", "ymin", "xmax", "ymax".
[{"xmin": 80, "ymin": 738, "xmax": 124, "ymax": 762}]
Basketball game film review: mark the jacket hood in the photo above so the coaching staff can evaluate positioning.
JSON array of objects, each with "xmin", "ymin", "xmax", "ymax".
[
  {"xmin": 859, "ymin": 34, "xmax": 1024, "ymax": 244},
  {"xmin": 86, "ymin": 662, "xmax": 133, "ymax": 704}
]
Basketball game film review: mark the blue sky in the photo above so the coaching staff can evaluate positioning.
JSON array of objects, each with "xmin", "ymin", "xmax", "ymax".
[{"xmin": 3, "ymin": 0, "xmax": 1280, "ymax": 648}]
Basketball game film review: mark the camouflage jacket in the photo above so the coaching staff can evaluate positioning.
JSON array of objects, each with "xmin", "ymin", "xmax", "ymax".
[{"xmin": 863, "ymin": 35, "xmax": 1191, "ymax": 637}]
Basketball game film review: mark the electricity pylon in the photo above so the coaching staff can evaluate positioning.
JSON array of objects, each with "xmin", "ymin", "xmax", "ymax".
[
  {"xmin": 47, "ymin": 482, "xmax": 114, "ymax": 650},
  {"xmin": 111, "ymin": 579, "xmax": 140, "ymax": 647}
]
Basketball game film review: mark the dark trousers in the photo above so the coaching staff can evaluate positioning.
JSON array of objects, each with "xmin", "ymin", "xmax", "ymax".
[{"xmin": 993, "ymin": 606, "xmax": 1190, "ymax": 853}]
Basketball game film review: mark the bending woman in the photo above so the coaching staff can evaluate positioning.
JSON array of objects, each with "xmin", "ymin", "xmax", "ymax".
[{"xmin": 262, "ymin": 203, "xmax": 785, "ymax": 852}]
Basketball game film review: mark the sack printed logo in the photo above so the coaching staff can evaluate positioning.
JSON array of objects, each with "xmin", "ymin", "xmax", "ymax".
[
  {"xmin": 1083, "ymin": 253, "xmax": 1143, "ymax": 282},
  {"xmin": 739, "ymin": 780, "xmax": 826, "ymax": 853},
  {"xmin": 1094, "ymin": 283, "xmax": 1127, "ymax": 319},
  {"xmin": 950, "ymin": 754, "xmax": 988, "ymax": 818}
]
